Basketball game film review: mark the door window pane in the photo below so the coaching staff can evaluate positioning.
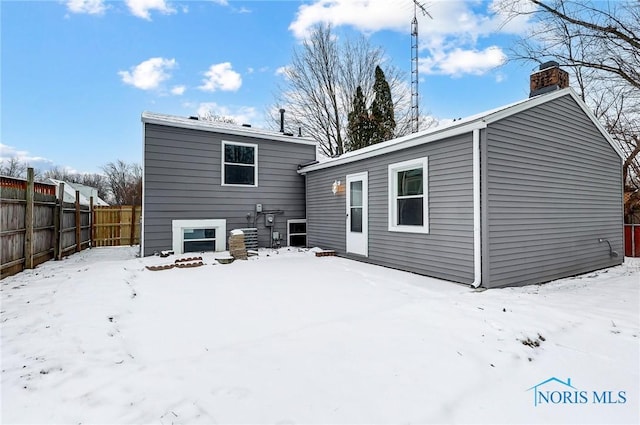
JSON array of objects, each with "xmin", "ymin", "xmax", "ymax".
[
  {"xmin": 350, "ymin": 181, "xmax": 362, "ymax": 207},
  {"xmin": 351, "ymin": 207, "xmax": 363, "ymax": 232}
]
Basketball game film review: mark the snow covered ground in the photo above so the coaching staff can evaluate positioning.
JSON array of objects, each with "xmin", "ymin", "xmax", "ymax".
[{"xmin": 1, "ymin": 247, "xmax": 638, "ymax": 424}]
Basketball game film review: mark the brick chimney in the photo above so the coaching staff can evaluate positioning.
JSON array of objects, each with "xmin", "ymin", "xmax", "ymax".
[{"xmin": 529, "ymin": 61, "xmax": 569, "ymax": 97}]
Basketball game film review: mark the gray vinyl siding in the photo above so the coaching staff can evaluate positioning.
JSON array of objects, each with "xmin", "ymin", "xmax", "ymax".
[
  {"xmin": 482, "ymin": 94, "xmax": 623, "ymax": 287},
  {"xmin": 306, "ymin": 133, "xmax": 475, "ymax": 284},
  {"xmin": 143, "ymin": 124, "xmax": 316, "ymax": 256}
]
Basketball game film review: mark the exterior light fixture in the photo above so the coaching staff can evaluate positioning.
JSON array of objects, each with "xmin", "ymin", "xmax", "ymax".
[{"xmin": 332, "ymin": 180, "xmax": 341, "ymax": 195}]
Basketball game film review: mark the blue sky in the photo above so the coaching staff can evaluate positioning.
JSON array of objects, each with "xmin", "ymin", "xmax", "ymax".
[{"xmin": 1, "ymin": 0, "xmax": 537, "ymax": 175}]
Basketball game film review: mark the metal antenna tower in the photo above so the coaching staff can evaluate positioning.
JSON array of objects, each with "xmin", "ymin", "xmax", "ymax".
[{"xmin": 411, "ymin": 1, "xmax": 432, "ymax": 133}]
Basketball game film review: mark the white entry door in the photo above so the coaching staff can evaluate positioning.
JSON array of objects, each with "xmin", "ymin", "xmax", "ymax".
[{"xmin": 346, "ymin": 172, "xmax": 368, "ymax": 256}]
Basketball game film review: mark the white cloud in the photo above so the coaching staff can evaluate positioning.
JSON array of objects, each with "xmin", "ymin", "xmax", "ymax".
[
  {"xmin": 125, "ymin": 0, "xmax": 176, "ymax": 20},
  {"xmin": 288, "ymin": 0, "xmax": 532, "ymax": 78},
  {"xmin": 118, "ymin": 57, "xmax": 177, "ymax": 90},
  {"xmin": 199, "ymin": 63, "xmax": 242, "ymax": 92},
  {"xmin": 289, "ymin": 0, "xmax": 533, "ymax": 40},
  {"xmin": 420, "ymin": 46, "xmax": 507, "ymax": 77},
  {"xmin": 171, "ymin": 85, "xmax": 186, "ymax": 95},
  {"xmin": 210, "ymin": 0, "xmax": 229, "ymax": 5},
  {"xmin": 65, "ymin": 0, "xmax": 107, "ymax": 15},
  {"xmin": 0, "ymin": 143, "xmax": 54, "ymax": 168},
  {"xmin": 289, "ymin": 0, "xmax": 410, "ymax": 39},
  {"xmin": 196, "ymin": 102, "xmax": 258, "ymax": 125}
]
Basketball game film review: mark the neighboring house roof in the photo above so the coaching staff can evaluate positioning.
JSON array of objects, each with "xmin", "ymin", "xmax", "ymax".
[
  {"xmin": 141, "ymin": 111, "xmax": 318, "ymax": 146},
  {"xmin": 298, "ymin": 88, "xmax": 624, "ymax": 173},
  {"xmin": 46, "ymin": 178, "xmax": 109, "ymax": 206}
]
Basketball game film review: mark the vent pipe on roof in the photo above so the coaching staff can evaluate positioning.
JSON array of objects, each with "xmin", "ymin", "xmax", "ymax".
[{"xmin": 279, "ymin": 108, "xmax": 286, "ymax": 133}]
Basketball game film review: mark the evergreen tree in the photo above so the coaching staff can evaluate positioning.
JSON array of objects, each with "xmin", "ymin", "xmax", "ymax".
[
  {"xmin": 370, "ymin": 65, "xmax": 396, "ymax": 144},
  {"xmin": 347, "ymin": 86, "xmax": 372, "ymax": 151}
]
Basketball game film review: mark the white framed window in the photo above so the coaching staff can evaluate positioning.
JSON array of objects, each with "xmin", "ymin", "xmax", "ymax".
[
  {"xmin": 222, "ymin": 141, "xmax": 258, "ymax": 186},
  {"xmin": 388, "ymin": 157, "xmax": 429, "ymax": 234},
  {"xmin": 172, "ymin": 219, "xmax": 226, "ymax": 254},
  {"xmin": 287, "ymin": 219, "xmax": 307, "ymax": 247}
]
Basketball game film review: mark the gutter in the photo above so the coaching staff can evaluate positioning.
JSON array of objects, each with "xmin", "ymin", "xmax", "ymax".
[{"xmin": 471, "ymin": 128, "xmax": 482, "ymax": 288}]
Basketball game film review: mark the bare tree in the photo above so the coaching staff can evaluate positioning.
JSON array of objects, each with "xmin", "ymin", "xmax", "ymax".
[
  {"xmin": 0, "ymin": 157, "xmax": 28, "ymax": 178},
  {"xmin": 198, "ymin": 111, "xmax": 237, "ymax": 124},
  {"xmin": 42, "ymin": 166, "xmax": 76, "ymax": 182},
  {"xmin": 102, "ymin": 160, "xmax": 142, "ymax": 205},
  {"xmin": 274, "ymin": 24, "xmax": 412, "ymax": 157},
  {"xmin": 500, "ymin": 0, "xmax": 640, "ymax": 190}
]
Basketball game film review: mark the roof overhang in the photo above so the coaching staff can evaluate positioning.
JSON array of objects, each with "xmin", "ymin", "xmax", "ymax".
[
  {"xmin": 298, "ymin": 120, "xmax": 487, "ymax": 174},
  {"xmin": 298, "ymin": 88, "xmax": 624, "ymax": 174},
  {"xmin": 142, "ymin": 111, "xmax": 318, "ymax": 147}
]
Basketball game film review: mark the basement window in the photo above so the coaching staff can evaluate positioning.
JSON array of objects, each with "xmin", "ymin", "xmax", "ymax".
[
  {"xmin": 388, "ymin": 157, "xmax": 429, "ymax": 234},
  {"xmin": 183, "ymin": 228, "xmax": 216, "ymax": 253},
  {"xmin": 287, "ymin": 219, "xmax": 307, "ymax": 247},
  {"xmin": 172, "ymin": 219, "xmax": 226, "ymax": 254},
  {"xmin": 222, "ymin": 141, "xmax": 258, "ymax": 186}
]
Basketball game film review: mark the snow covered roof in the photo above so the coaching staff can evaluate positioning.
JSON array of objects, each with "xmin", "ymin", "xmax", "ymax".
[
  {"xmin": 298, "ymin": 88, "xmax": 623, "ymax": 173},
  {"xmin": 142, "ymin": 111, "xmax": 317, "ymax": 146},
  {"xmin": 46, "ymin": 178, "xmax": 109, "ymax": 206}
]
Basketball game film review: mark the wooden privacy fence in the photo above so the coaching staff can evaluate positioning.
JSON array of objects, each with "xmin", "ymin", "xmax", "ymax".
[
  {"xmin": 624, "ymin": 224, "xmax": 640, "ymax": 257},
  {"xmin": 1, "ymin": 170, "xmax": 141, "ymax": 279},
  {"xmin": 92, "ymin": 205, "xmax": 141, "ymax": 247}
]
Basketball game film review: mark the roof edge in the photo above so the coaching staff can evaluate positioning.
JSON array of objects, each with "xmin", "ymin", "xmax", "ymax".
[
  {"xmin": 298, "ymin": 87, "xmax": 624, "ymax": 174},
  {"xmin": 142, "ymin": 111, "xmax": 318, "ymax": 147},
  {"xmin": 298, "ymin": 120, "xmax": 486, "ymax": 173}
]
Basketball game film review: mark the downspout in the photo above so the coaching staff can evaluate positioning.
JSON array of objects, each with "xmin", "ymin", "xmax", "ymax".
[
  {"xmin": 140, "ymin": 120, "xmax": 146, "ymax": 257},
  {"xmin": 471, "ymin": 128, "xmax": 482, "ymax": 288}
]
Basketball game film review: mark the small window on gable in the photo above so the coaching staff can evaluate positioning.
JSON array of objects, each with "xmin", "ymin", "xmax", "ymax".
[
  {"xmin": 388, "ymin": 157, "xmax": 429, "ymax": 234},
  {"xmin": 222, "ymin": 141, "xmax": 258, "ymax": 186}
]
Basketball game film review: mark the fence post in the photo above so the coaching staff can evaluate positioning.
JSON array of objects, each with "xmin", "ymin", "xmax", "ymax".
[
  {"xmin": 57, "ymin": 183, "xmax": 65, "ymax": 260},
  {"xmin": 75, "ymin": 190, "xmax": 81, "ymax": 253},
  {"xmin": 90, "ymin": 196, "xmax": 94, "ymax": 249},
  {"xmin": 130, "ymin": 205, "xmax": 136, "ymax": 246},
  {"xmin": 53, "ymin": 195, "xmax": 60, "ymax": 260},
  {"xmin": 24, "ymin": 168, "xmax": 34, "ymax": 269}
]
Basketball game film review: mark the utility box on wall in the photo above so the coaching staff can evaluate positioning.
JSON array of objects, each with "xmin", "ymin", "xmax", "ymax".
[{"xmin": 265, "ymin": 214, "xmax": 275, "ymax": 227}]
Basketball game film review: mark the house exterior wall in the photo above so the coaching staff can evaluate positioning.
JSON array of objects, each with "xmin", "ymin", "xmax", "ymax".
[
  {"xmin": 481, "ymin": 94, "xmax": 624, "ymax": 288},
  {"xmin": 143, "ymin": 123, "xmax": 316, "ymax": 256},
  {"xmin": 306, "ymin": 133, "xmax": 475, "ymax": 284}
]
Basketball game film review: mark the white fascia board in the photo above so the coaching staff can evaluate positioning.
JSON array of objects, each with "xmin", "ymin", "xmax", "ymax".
[
  {"xmin": 298, "ymin": 120, "xmax": 487, "ymax": 173},
  {"xmin": 142, "ymin": 111, "xmax": 317, "ymax": 147}
]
